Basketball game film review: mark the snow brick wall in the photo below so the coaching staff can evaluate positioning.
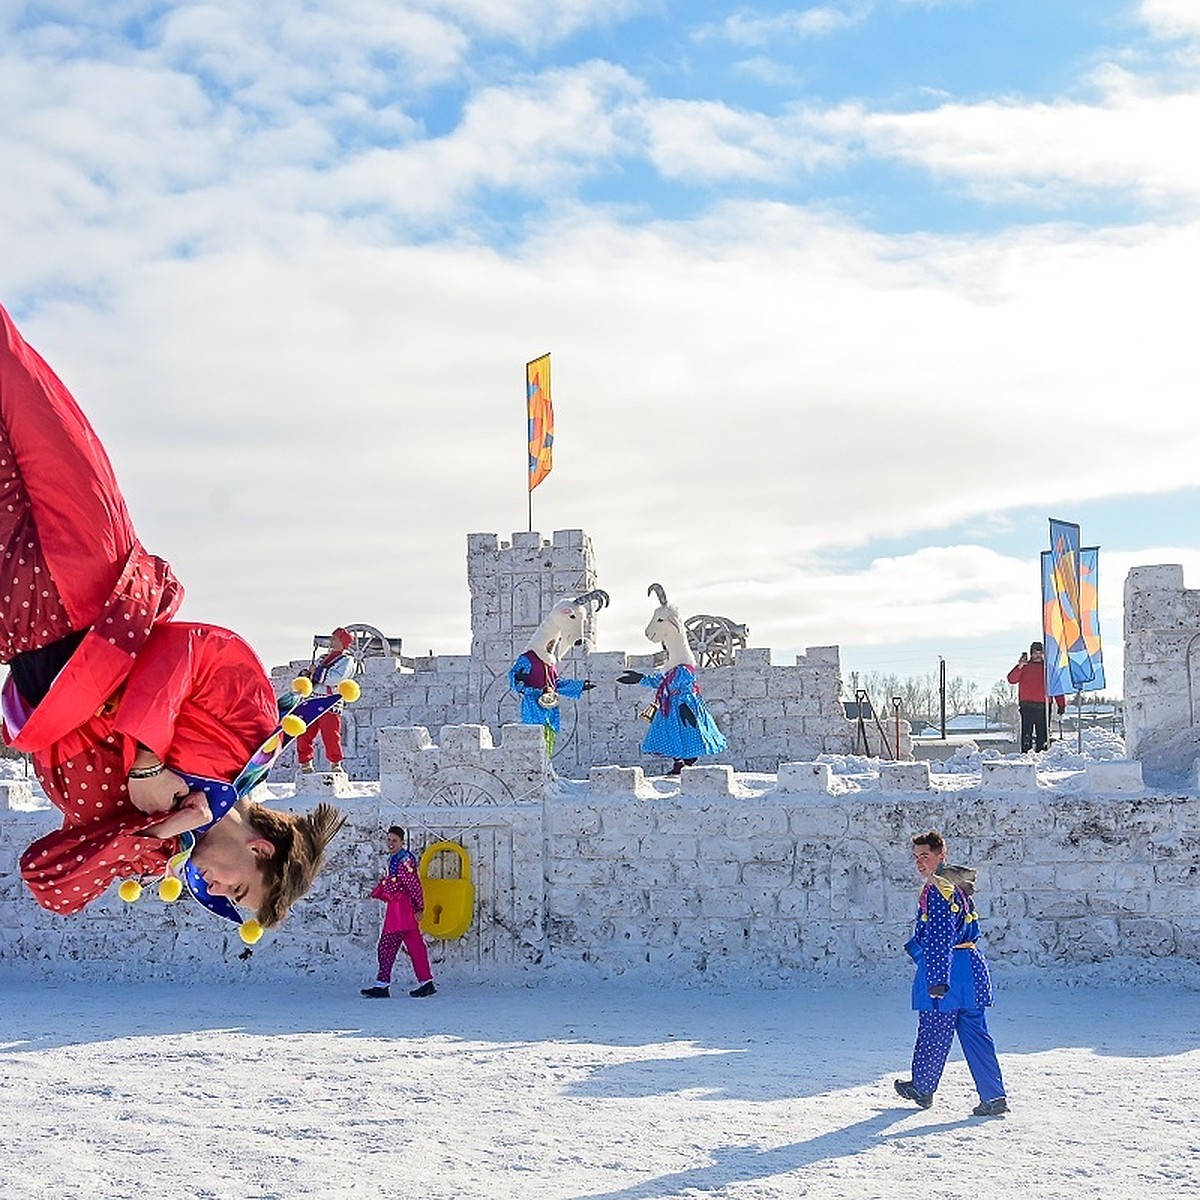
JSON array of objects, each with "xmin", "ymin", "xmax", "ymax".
[{"xmin": 3, "ymin": 731, "xmax": 1198, "ymax": 984}]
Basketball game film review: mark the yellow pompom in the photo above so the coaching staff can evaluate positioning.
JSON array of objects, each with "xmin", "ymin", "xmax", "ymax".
[
  {"xmin": 239, "ymin": 919, "xmax": 264, "ymax": 945},
  {"xmin": 281, "ymin": 714, "xmax": 307, "ymax": 736},
  {"xmin": 158, "ymin": 876, "xmax": 184, "ymax": 903},
  {"xmin": 337, "ymin": 679, "xmax": 361, "ymax": 702},
  {"xmin": 118, "ymin": 879, "xmax": 143, "ymax": 903},
  {"xmin": 261, "ymin": 733, "xmax": 281, "ymax": 754},
  {"xmin": 292, "ymin": 676, "xmax": 314, "ymax": 697}
]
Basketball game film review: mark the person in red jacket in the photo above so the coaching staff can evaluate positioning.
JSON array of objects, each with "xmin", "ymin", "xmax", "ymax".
[
  {"xmin": 1006, "ymin": 641, "xmax": 1066, "ymax": 753},
  {"xmin": 1, "ymin": 301, "xmax": 345, "ymax": 937},
  {"xmin": 362, "ymin": 826, "xmax": 436, "ymax": 998}
]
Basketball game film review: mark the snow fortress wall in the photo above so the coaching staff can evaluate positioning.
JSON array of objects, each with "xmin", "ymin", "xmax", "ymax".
[
  {"xmin": 2, "ymin": 730, "xmax": 1197, "ymax": 982},
  {"xmin": 273, "ymin": 529, "xmax": 890, "ymax": 778},
  {"xmin": 1124, "ymin": 563, "xmax": 1200, "ymax": 785}
]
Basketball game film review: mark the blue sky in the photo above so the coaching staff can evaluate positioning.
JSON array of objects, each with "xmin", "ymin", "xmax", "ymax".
[{"xmin": 3, "ymin": 0, "xmax": 1199, "ymax": 700}]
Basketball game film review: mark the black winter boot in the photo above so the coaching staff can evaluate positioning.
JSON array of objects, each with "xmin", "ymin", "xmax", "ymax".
[{"xmin": 894, "ymin": 1079, "xmax": 934, "ymax": 1109}]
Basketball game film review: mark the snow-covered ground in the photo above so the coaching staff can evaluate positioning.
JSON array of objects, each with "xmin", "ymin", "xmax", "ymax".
[
  {"xmin": 6, "ymin": 731, "xmax": 1197, "ymax": 1198},
  {"xmin": 0, "ymin": 971, "xmax": 1196, "ymax": 1200}
]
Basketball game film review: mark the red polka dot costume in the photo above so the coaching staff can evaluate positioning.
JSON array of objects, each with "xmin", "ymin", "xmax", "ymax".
[{"xmin": 1, "ymin": 302, "xmax": 277, "ymax": 915}]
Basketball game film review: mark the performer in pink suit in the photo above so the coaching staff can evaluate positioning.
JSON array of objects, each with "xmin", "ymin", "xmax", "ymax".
[{"xmin": 362, "ymin": 826, "xmax": 436, "ymax": 998}]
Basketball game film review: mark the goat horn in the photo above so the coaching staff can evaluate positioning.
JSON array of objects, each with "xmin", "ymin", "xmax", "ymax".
[
  {"xmin": 647, "ymin": 583, "xmax": 668, "ymax": 606},
  {"xmin": 573, "ymin": 589, "xmax": 610, "ymax": 611}
]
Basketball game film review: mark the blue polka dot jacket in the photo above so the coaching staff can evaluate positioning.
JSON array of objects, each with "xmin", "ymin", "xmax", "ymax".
[{"xmin": 906, "ymin": 864, "xmax": 995, "ymax": 1012}]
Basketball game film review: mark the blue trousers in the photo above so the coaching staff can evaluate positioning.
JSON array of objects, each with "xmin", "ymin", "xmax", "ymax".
[{"xmin": 911, "ymin": 1008, "xmax": 1005, "ymax": 1100}]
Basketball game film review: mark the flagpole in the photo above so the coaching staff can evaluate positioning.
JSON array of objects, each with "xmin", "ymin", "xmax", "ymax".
[{"xmin": 526, "ymin": 360, "xmax": 533, "ymax": 532}]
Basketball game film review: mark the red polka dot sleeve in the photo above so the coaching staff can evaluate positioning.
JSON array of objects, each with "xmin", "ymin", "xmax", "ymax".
[{"xmin": 19, "ymin": 810, "xmax": 174, "ymax": 915}]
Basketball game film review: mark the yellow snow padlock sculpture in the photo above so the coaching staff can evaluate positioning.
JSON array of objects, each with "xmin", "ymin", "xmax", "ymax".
[{"xmin": 418, "ymin": 840, "xmax": 475, "ymax": 939}]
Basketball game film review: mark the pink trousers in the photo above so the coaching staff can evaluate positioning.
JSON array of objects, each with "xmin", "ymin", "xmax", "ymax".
[{"xmin": 377, "ymin": 928, "xmax": 432, "ymax": 985}]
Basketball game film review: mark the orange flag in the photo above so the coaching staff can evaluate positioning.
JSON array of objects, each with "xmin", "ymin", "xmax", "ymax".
[{"xmin": 526, "ymin": 353, "xmax": 553, "ymax": 492}]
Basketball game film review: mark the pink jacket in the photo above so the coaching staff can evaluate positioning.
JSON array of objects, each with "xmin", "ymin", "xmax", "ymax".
[{"xmin": 370, "ymin": 850, "xmax": 424, "ymax": 933}]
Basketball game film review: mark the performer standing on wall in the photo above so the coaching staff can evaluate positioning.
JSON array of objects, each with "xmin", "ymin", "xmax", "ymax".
[
  {"xmin": 296, "ymin": 627, "xmax": 356, "ymax": 774},
  {"xmin": 618, "ymin": 584, "xmax": 727, "ymax": 775},
  {"xmin": 1007, "ymin": 641, "xmax": 1066, "ymax": 752}
]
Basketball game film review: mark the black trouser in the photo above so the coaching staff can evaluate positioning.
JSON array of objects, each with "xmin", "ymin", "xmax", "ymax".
[
  {"xmin": 6, "ymin": 630, "xmax": 87, "ymax": 707},
  {"xmin": 1018, "ymin": 700, "xmax": 1048, "ymax": 752}
]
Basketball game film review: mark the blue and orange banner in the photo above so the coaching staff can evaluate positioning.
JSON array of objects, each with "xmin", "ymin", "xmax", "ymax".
[
  {"xmin": 1042, "ymin": 518, "xmax": 1105, "ymax": 695},
  {"xmin": 1077, "ymin": 546, "xmax": 1106, "ymax": 691},
  {"xmin": 526, "ymin": 353, "xmax": 553, "ymax": 493}
]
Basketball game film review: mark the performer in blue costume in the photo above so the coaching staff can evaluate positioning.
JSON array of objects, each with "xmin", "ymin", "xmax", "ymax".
[
  {"xmin": 895, "ymin": 830, "xmax": 1009, "ymax": 1117},
  {"xmin": 618, "ymin": 584, "xmax": 728, "ymax": 775},
  {"xmin": 508, "ymin": 590, "xmax": 607, "ymax": 754}
]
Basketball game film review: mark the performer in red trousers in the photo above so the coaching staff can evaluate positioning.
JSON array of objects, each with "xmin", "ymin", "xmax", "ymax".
[
  {"xmin": 296, "ymin": 627, "xmax": 356, "ymax": 773},
  {"xmin": 1, "ymin": 301, "xmax": 345, "ymax": 940}
]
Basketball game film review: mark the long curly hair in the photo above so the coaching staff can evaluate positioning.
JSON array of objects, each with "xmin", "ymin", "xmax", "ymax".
[{"xmin": 243, "ymin": 801, "xmax": 347, "ymax": 928}]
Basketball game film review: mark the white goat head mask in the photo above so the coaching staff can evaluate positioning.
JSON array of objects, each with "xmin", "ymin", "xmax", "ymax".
[{"xmin": 527, "ymin": 589, "xmax": 610, "ymax": 661}]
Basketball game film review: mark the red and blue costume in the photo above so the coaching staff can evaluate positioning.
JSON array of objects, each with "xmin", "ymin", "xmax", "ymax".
[{"xmin": 508, "ymin": 652, "xmax": 588, "ymax": 736}]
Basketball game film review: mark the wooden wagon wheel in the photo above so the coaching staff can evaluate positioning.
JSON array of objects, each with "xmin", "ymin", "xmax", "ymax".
[{"xmin": 685, "ymin": 614, "xmax": 738, "ymax": 668}]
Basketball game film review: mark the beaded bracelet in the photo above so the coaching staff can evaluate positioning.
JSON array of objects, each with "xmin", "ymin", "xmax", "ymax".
[{"xmin": 128, "ymin": 761, "xmax": 166, "ymax": 780}]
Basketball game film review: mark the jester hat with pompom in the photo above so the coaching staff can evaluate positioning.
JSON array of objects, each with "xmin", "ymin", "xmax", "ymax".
[{"xmin": 118, "ymin": 675, "xmax": 360, "ymax": 943}]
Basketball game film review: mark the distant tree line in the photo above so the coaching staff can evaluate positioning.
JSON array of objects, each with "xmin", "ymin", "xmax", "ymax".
[
  {"xmin": 848, "ymin": 670, "xmax": 1121, "ymax": 731},
  {"xmin": 848, "ymin": 670, "xmax": 985, "ymax": 723}
]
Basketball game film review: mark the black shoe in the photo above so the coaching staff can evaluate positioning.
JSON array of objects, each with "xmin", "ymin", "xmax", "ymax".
[
  {"xmin": 894, "ymin": 1079, "xmax": 934, "ymax": 1109},
  {"xmin": 360, "ymin": 986, "xmax": 390, "ymax": 999},
  {"xmin": 972, "ymin": 1097, "xmax": 1009, "ymax": 1117},
  {"xmin": 409, "ymin": 981, "xmax": 437, "ymax": 998}
]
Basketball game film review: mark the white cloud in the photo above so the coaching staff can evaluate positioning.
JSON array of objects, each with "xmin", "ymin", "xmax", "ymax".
[
  {"xmin": 812, "ymin": 72, "xmax": 1200, "ymax": 208},
  {"xmin": 399, "ymin": 0, "xmax": 646, "ymax": 46},
  {"xmin": 4, "ymin": 1, "xmax": 1200, "ymax": 696},
  {"xmin": 16, "ymin": 193, "xmax": 1198, "ymax": 686},
  {"xmin": 1139, "ymin": 0, "xmax": 1200, "ymax": 39},
  {"xmin": 335, "ymin": 62, "xmax": 639, "ymax": 204},
  {"xmin": 639, "ymin": 98, "xmax": 843, "ymax": 182},
  {"xmin": 700, "ymin": 4, "xmax": 871, "ymax": 47}
]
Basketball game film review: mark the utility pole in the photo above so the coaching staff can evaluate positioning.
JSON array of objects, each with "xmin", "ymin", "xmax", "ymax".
[{"xmin": 938, "ymin": 656, "xmax": 947, "ymax": 739}]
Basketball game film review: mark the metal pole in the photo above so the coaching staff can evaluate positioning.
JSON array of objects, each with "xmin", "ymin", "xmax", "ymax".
[{"xmin": 939, "ymin": 657, "xmax": 947, "ymax": 739}]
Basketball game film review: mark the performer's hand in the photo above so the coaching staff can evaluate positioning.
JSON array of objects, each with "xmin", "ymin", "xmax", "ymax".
[
  {"xmin": 928, "ymin": 984, "xmax": 949, "ymax": 999},
  {"xmin": 679, "ymin": 703, "xmax": 697, "ymax": 728},
  {"xmin": 142, "ymin": 790, "xmax": 213, "ymax": 839},
  {"xmin": 617, "ymin": 671, "xmax": 644, "ymax": 685},
  {"xmin": 127, "ymin": 766, "xmax": 191, "ymax": 815}
]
